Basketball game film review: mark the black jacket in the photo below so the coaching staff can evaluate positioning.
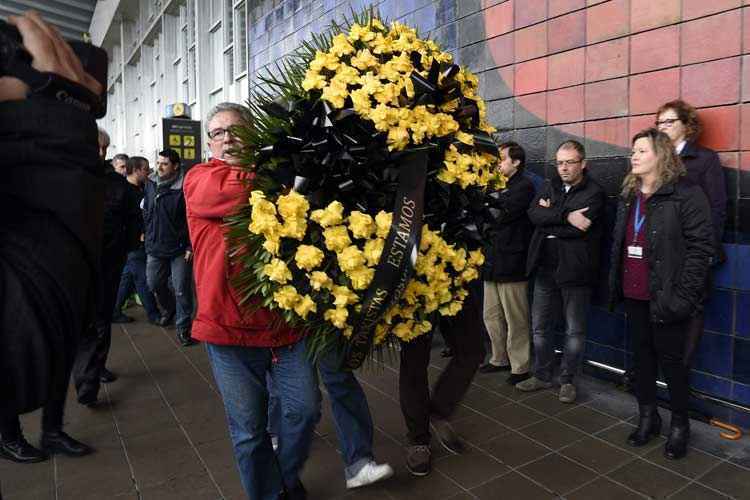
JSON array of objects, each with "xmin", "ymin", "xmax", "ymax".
[
  {"xmin": 482, "ymin": 171, "xmax": 535, "ymax": 282},
  {"xmin": 103, "ymin": 167, "xmax": 143, "ymax": 257},
  {"xmin": 608, "ymin": 179, "xmax": 714, "ymax": 324},
  {"xmin": 143, "ymin": 171, "xmax": 191, "ymax": 258},
  {"xmin": 526, "ymin": 173, "xmax": 606, "ymax": 287},
  {"xmin": 680, "ymin": 141, "xmax": 727, "ymax": 261}
]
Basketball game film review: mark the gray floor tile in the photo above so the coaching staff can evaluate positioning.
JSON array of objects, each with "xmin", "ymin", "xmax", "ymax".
[
  {"xmin": 481, "ymin": 431, "xmax": 551, "ymax": 468},
  {"xmin": 520, "ymin": 391, "xmax": 576, "ymax": 416},
  {"xmin": 596, "ymin": 422, "xmax": 666, "ymax": 456},
  {"xmin": 518, "ymin": 453, "xmax": 598, "ymax": 496},
  {"xmin": 669, "ymin": 482, "xmax": 735, "ymax": 500},
  {"xmin": 607, "ymin": 459, "xmax": 689, "ymax": 498},
  {"xmin": 566, "ymin": 477, "xmax": 648, "ymax": 500},
  {"xmin": 479, "ymin": 402, "xmax": 546, "ymax": 430},
  {"xmin": 518, "ymin": 418, "xmax": 587, "ymax": 450},
  {"xmin": 556, "ymin": 405, "xmax": 620, "ymax": 434},
  {"xmin": 451, "ymin": 413, "xmax": 512, "ymax": 445},
  {"xmin": 471, "ymin": 471, "xmax": 555, "ymax": 499},
  {"xmin": 434, "ymin": 446, "xmax": 508, "ymax": 489},
  {"xmin": 559, "ymin": 436, "xmax": 636, "ymax": 474},
  {"xmin": 698, "ymin": 462, "xmax": 750, "ymax": 500},
  {"xmin": 642, "ymin": 445, "xmax": 721, "ymax": 479}
]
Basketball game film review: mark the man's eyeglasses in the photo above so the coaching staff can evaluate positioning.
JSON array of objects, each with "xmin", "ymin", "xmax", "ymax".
[
  {"xmin": 555, "ymin": 159, "xmax": 583, "ymax": 167},
  {"xmin": 208, "ymin": 128, "xmax": 236, "ymax": 140},
  {"xmin": 656, "ymin": 118, "xmax": 680, "ymax": 127}
]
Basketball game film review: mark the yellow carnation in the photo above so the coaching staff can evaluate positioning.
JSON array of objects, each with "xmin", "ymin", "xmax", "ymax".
[
  {"xmin": 374, "ymin": 211, "xmax": 392, "ymax": 238},
  {"xmin": 293, "ymin": 295, "xmax": 317, "ymax": 319},
  {"xmin": 323, "ymin": 225, "xmax": 351, "ymax": 253},
  {"xmin": 274, "ymin": 285, "xmax": 301, "ymax": 310},
  {"xmin": 280, "ymin": 217, "xmax": 307, "ymax": 240},
  {"xmin": 262, "ymin": 237, "xmax": 280, "ymax": 256},
  {"xmin": 309, "ymin": 271, "xmax": 333, "ymax": 291},
  {"xmin": 468, "ymin": 249, "xmax": 485, "ymax": 266},
  {"xmin": 324, "ymin": 307, "xmax": 349, "ymax": 329},
  {"xmin": 439, "ymin": 300, "xmax": 463, "ymax": 316},
  {"xmin": 332, "ymin": 285, "xmax": 358, "ymax": 307},
  {"xmin": 310, "ymin": 201, "xmax": 344, "ymax": 227},
  {"xmin": 337, "ymin": 245, "xmax": 366, "ymax": 272},
  {"xmin": 277, "ymin": 190, "xmax": 310, "ymax": 220},
  {"xmin": 348, "ymin": 23, "xmax": 377, "ymax": 43},
  {"xmin": 302, "ymin": 70, "xmax": 327, "ymax": 91},
  {"xmin": 294, "ymin": 245, "xmax": 324, "ymax": 271},
  {"xmin": 363, "ymin": 238, "xmax": 385, "ymax": 266},
  {"xmin": 348, "ymin": 266, "xmax": 374, "ymax": 290},
  {"xmin": 330, "ymin": 33, "xmax": 355, "ymax": 57},
  {"xmin": 348, "ymin": 211, "xmax": 375, "ymax": 239},
  {"xmin": 350, "ymin": 48, "xmax": 379, "ymax": 70},
  {"xmin": 263, "ymin": 258, "xmax": 292, "ymax": 284}
]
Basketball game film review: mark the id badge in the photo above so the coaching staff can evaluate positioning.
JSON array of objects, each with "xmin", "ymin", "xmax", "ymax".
[{"xmin": 627, "ymin": 245, "xmax": 643, "ymax": 259}]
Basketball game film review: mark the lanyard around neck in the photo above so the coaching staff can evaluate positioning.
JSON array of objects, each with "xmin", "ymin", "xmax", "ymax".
[{"xmin": 634, "ymin": 196, "xmax": 646, "ymax": 238}]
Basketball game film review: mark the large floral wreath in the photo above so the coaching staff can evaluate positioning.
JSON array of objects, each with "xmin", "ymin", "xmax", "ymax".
[{"xmin": 227, "ymin": 12, "xmax": 505, "ymax": 368}]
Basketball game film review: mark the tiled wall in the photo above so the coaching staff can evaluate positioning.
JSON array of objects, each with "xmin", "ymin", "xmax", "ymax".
[{"xmin": 247, "ymin": 0, "xmax": 750, "ymax": 428}]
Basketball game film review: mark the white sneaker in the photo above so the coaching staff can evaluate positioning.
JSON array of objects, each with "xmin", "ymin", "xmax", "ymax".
[
  {"xmin": 271, "ymin": 435, "xmax": 278, "ymax": 451},
  {"xmin": 345, "ymin": 461, "xmax": 394, "ymax": 489}
]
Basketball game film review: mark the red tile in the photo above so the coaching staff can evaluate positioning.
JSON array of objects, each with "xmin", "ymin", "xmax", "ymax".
[
  {"xmin": 485, "ymin": 1, "xmax": 514, "ymax": 38},
  {"xmin": 548, "ymin": 10, "xmax": 586, "ymax": 53},
  {"xmin": 514, "ymin": 22, "xmax": 548, "ymax": 62},
  {"xmin": 585, "ymin": 117, "xmax": 630, "ymax": 148},
  {"xmin": 630, "ymin": 25, "xmax": 679, "ymax": 74},
  {"xmin": 548, "ymin": 48, "xmax": 585, "ymax": 89},
  {"xmin": 744, "ymin": 7, "xmax": 750, "ymax": 54},
  {"xmin": 517, "ymin": 92, "xmax": 548, "ymax": 122},
  {"xmin": 630, "ymin": 115, "xmax": 656, "ymax": 139},
  {"xmin": 698, "ymin": 105, "xmax": 740, "ymax": 151},
  {"xmin": 586, "ymin": 0, "xmax": 629, "ymax": 43},
  {"xmin": 742, "ymin": 104, "xmax": 750, "ymax": 149},
  {"xmin": 718, "ymin": 152, "xmax": 739, "ymax": 168},
  {"xmin": 549, "ymin": 0, "xmax": 585, "ymax": 17},
  {"xmin": 629, "ymin": 68, "xmax": 680, "ymax": 115},
  {"xmin": 497, "ymin": 65, "xmax": 515, "ymax": 94},
  {"xmin": 682, "ymin": 57, "xmax": 741, "ymax": 108},
  {"xmin": 741, "ymin": 152, "xmax": 750, "ymax": 170},
  {"xmin": 743, "ymin": 55, "xmax": 750, "ymax": 101},
  {"xmin": 585, "ymin": 78, "xmax": 629, "ymax": 119},
  {"xmin": 630, "ymin": 0, "xmax": 680, "ymax": 33},
  {"xmin": 683, "ymin": 0, "xmax": 741, "ymax": 21},
  {"xmin": 682, "ymin": 10, "xmax": 742, "ymax": 65},
  {"xmin": 515, "ymin": 0, "xmax": 548, "ymax": 29},
  {"xmin": 487, "ymin": 32, "xmax": 515, "ymax": 68},
  {"xmin": 548, "ymin": 86, "xmax": 585, "ymax": 124},
  {"xmin": 515, "ymin": 58, "xmax": 549, "ymax": 94},
  {"xmin": 585, "ymin": 38, "xmax": 629, "ymax": 82}
]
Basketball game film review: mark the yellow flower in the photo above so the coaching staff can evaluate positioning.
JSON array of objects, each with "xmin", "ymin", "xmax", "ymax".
[
  {"xmin": 460, "ymin": 267, "xmax": 479, "ymax": 282},
  {"xmin": 371, "ymin": 33, "xmax": 393, "ymax": 55},
  {"xmin": 363, "ymin": 238, "xmax": 385, "ymax": 266},
  {"xmin": 348, "ymin": 266, "xmax": 374, "ymax": 290},
  {"xmin": 280, "ymin": 217, "xmax": 307, "ymax": 240},
  {"xmin": 323, "ymin": 225, "xmax": 351, "ymax": 252},
  {"xmin": 302, "ymin": 69, "xmax": 327, "ymax": 91},
  {"xmin": 348, "ymin": 23, "xmax": 377, "ymax": 43},
  {"xmin": 337, "ymin": 245, "xmax": 366, "ymax": 272},
  {"xmin": 439, "ymin": 300, "xmax": 463, "ymax": 316},
  {"xmin": 274, "ymin": 285, "xmax": 301, "ymax": 310},
  {"xmin": 348, "ymin": 211, "xmax": 375, "ymax": 239},
  {"xmin": 373, "ymin": 323, "xmax": 389, "ymax": 345},
  {"xmin": 368, "ymin": 103, "xmax": 396, "ymax": 132},
  {"xmin": 468, "ymin": 249, "xmax": 485, "ymax": 267},
  {"xmin": 324, "ymin": 307, "xmax": 349, "ymax": 329},
  {"xmin": 310, "ymin": 200, "xmax": 344, "ymax": 227},
  {"xmin": 332, "ymin": 64, "xmax": 360, "ymax": 87},
  {"xmin": 293, "ymin": 294, "xmax": 317, "ymax": 319},
  {"xmin": 309, "ymin": 50, "xmax": 340, "ymax": 72},
  {"xmin": 248, "ymin": 211, "xmax": 281, "ymax": 236},
  {"xmin": 350, "ymin": 48, "xmax": 379, "ymax": 70},
  {"xmin": 419, "ymin": 226, "xmax": 437, "ymax": 251},
  {"xmin": 309, "ymin": 271, "xmax": 333, "ymax": 291},
  {"xmin": 262, "ymin": 237, "xmax": 280, "ymax": 256},
  {"xmin": 350, "ymin": 87, "xmax": 372, "ymax": 114},
  {"xmin": 277, "ymin": 190, "xmax": 310, "ymax": 220},
  {"xmin": 374, "ymin": 211, "xmax": 392, "ymax": 238},
  {"xmin": 450, "ymin": 248, "xmax": 467, "ymax": 272},
  {"xmin": 369, "ymin": 18, "xmax": 385, "ymax": 31},
  {"xmin": 332, "ymin": 285, "xmax": 358, "ymax": 307},
  {"xmin": 321, "ymin": 79, "xmax": 348, "ymax": 109},
  {"xmin": 330, "ymin": 33, "xmax": 355, "ymax": 57},
  {"xmin": 455, "ymin": 131, "xmax": 474, "ymax": 145},
  {"xmin": 373, "ymin": 82, "xmax": 400, "ymax": 105},
  {"xmin": 262, "ymin": 258, "xmax": 292, "ymax": 284},
  {"xmin": 387, "ymin": 125, "xmax": 410, "ymax": 151},
  {"xmin": 294, "ymin": 245, "xmax": 324, "ymax": 271}
]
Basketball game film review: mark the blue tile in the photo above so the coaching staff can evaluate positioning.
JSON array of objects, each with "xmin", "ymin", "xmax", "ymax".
[
  {"xmin": 704, "ymin": 289, "xmax": 733, "ymax": 334},
  {"xmin": 729, "ymin": 411, "xmax": 750, "ymax": 431},
  {"xmin": 713, "ymin": 244, "xmax": 734, "ymax": 288},
  {"xmin": 413, "ymin": 4, "xmax": 437, "ymax": 34},
  {"xmin": 692, "ymin": 332, "xmax": 733, "ymax": 378},
  {"xmin": 397, "ymin": 0, "xmax": 416, "ymax": 17},
  {"xmin": 738, "ymin": 292, "xmax": 750, "ymax": 339},
  {"xmin": 733, "ymin": 338, "xmax": 750, "ymax": 385},
  {"xmin": 587, "ymin": 307, "xmax": 625, "ymax": 348},
  {"xmin": 732, "ymin": 382, "xmax": 750, "ymax": 406},
  {"xmin": 689, "ymin": 371, "xmax": 732, "ymax": 399},
  {"xmin": 436, "ymin": 0, "xmax": 456, "ymax": 26},
  {"xmin": 584, "ymin": 342, "xmax": 625, "ymax": 370},
  {"xmin": 737, "ymin": 243, "xmax": 750, "ymax": 291}
]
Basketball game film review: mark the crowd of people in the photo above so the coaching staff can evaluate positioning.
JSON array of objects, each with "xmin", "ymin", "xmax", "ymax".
[{"xmin": 0, "ymin": 11, "xmax": 728, "ymax": 500}]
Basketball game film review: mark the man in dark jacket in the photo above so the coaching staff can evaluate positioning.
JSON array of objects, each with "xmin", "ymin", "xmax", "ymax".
[
  {"xmin": 73, "ymin": 148, "xmax": 142, "ymax": 405},
  {"xmin": 480, "ymin": 142, "xmax": 535, "ymax": 385},
  {"xmin": 143, "ymin": 148, "xmax": 196, "ymax": 346},
  {"xmin": 0, "ymin": 11, "xmax": 104, "ymax": 463},
  {"xmin": 516, "ymin": 140, "xmax": 605, "ymax": 403}
]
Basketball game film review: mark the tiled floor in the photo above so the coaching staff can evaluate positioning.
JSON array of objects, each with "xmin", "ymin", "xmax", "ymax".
[{"xmin": 2, "ymin": 308, "xmax": 750, "ymax": 499}]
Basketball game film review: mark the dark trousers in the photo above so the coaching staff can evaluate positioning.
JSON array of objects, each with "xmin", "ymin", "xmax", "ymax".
[
  {"xmin": 0, "ymin": 383, "xmax": 68, "ymax": 441},
  {"xmin": 398, "ymin": 287, "xmax": 485, "ymax": 445},
  {"xmin": 73, "ymin": 251, "xmax": 127, "ymax": 400},
  {"xmin": 114, "ymin": 248, "xmax": 160, "ymax": 322},
  {"xmin": 625, "ymin": 299, "xmax": 691, "ymax": 418}
]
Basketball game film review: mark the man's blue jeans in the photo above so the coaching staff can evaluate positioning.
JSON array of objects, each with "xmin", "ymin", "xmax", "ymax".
[
  {"xmin": 530, "ymin": 272, "xmax": 591, "ymax": 384},
  {"xmin": 206, "ymin": 341, "xmax": 320, "ymax": 500},
  {"xmin": 145, "ymin": 254, "xmax": 193, "ymax": 331},
  {"xmin": 268, "ymin": 349, "xmax": 375, "ymax": 480},
  {"xmin": 114, "ymin": 249, "xmax": 160, "ymax": 322}
]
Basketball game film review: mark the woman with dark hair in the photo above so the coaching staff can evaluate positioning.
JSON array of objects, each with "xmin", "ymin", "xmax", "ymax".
[{"xmin": 609, "ymin": 129, "xmax": 714, "ymax": 460}]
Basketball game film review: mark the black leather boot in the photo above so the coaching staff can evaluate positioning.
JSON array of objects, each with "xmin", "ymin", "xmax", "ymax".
[
  {"xmin": 177, "ymin": 329, "xmax": 197, "ymax": 347},
  {"xmin": 627, "ymin": 403, "xmax": 662, "ymax": 447},
  {"xmin": 664, "ymin": 413, "xmax": 690, "ymax": 460},
  {"xmin": 0, "ymin": 437, "xmax": 48, "ymax": 463},
  {"xmin": 41, "ymin": 430, "xmax": 94, "ymax": 457}
]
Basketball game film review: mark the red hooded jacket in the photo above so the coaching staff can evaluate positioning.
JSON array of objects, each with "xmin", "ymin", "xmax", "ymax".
[{"xmin": 183, "ymin": 158, "xmax": 301, "ymax": 347}]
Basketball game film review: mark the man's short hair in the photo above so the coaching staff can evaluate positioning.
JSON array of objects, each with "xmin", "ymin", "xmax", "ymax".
[
  {"xmin": 498, "ymin": 141, "xmax": 526, "ymax": 169},
  {"xmin": 205, "ymin": 102, "xmax": 246, "ymax": 134},
  {"xmin": 158, "ymin": 148, "xmax": 181, "ymax": 165},
  {"xmin": 556, "ymin": 140, "xmax": 586, "ymax": 160},
  {"xmin": 98, "ymin": 127, "xmax": 110, "ymax": 148},
  {"xmin": 112, "ymin": 153, "xmax": 129, "ymax": 164},
  {"xmin": 126, "ymin": 156, "xmax": 149, "ymax": 175}
]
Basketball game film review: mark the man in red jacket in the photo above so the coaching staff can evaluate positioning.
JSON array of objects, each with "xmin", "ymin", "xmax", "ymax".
[{"xmin": 184, "ymin": 103, "xmax": 318, "ymax": 500}]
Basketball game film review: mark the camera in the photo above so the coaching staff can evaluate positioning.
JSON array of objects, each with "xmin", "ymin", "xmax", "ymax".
[{"xmin": 0, "ymin": 19, "xmax": 108, "ymax": 118}]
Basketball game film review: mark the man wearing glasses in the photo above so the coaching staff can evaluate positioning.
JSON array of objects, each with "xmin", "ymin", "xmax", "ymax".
[{"xmin": 516, "ymin": 141, "xmax": 605, "ymax": 403}]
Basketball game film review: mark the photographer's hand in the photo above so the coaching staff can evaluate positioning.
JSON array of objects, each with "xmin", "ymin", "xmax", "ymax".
[{"xmin": 0, "ymin": 11, "xmax": 102, "ymax": 102}]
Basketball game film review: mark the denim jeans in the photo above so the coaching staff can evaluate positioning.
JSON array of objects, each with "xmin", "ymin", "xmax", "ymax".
[
  {"xmin": 114, "ymin": 248, "xmax": 160, "ymax": 322},
  {"xmin": 530, "ymin": 272, "xmax": 591, "ymax": 384},
  {"xmin": 146, "ymin": 253, "xmax": 193, "ymax": 331},
  {"xmin": 268, "ymin": 349, "xmax": 375, "ymax": 480},
  {"xmin": 206, "ymin": 341, "xmax": 320, "ymax": 500}
]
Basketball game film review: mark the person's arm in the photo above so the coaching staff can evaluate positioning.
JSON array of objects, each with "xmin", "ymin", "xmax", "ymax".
[
  {"xmin": 184, "ymin": 166, "xmax": 251, "ymax": 219},
  {"xmin": 701, "ymin": 151, "xmax": 728, "ymax": 247},
  {"xmin": 676, "ymin": 187, "xmax": 714, "ymax": 305},
  {"xmin": 488, "ymin": 181, "xmax": 535, "ymax": 225},
  {"xmin": 527, "ymin": 182, "xmax": 566, "ymax": 227},
  {"xmin": 124, "ymin": 185, "xmax": 143, "ymax": 252},
  {"xmin": 544, "ymin": 187, "xmax": 605, "ymax": 239}
]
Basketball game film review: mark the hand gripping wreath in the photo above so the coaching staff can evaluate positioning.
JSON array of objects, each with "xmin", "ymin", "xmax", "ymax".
[{"xmin": 226, "ymin": 12, "xmax": 506, "ymax": 369}]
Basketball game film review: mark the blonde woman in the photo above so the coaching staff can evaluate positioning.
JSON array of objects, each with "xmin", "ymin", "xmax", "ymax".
[{"xmin": 608, "ymin": 129, "xmax": 713, "ymax": 460}]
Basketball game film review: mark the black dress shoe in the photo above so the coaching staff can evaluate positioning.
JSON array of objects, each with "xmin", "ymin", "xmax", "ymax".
[
  {"xmin": 100, "ymin": 368, "xmax": 118, "ymax": 383},
  {"xmin": 177, "ymin": 330, "xmax": 198, "ymax": 347},
  {"xmin": 41, "ymin": 431, "xmax": 94, "ymax": 457},
  {"xmin": 507, "ymin": 372, "xmax": 530, "ymax": 385},
  {"xmin": 0, "ymin": 438, "xmax": 48, "ymax": 463},
  {"xmin": 111, "ymin": 312, "xmax": 134, "ymax": 324},
  {"xmin": 627, "ymin": 404, "xmax": 662, "ymax": 447},
  {"xmin": 77, "ymin": 392, "xmax": 100, "ymax": 407},
  {"xmin": 664, "ymin": 415, "xmax": 690, "ymax": 460},
  {"xmin": 479, "ymin": 363, "xmax": 511, "ymax": 374}
]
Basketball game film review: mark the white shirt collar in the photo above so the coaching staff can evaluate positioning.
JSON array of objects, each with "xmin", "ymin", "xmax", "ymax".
[{"xmin": 675, "ymin": 140, "xmax": 687, "ymax": 154}]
